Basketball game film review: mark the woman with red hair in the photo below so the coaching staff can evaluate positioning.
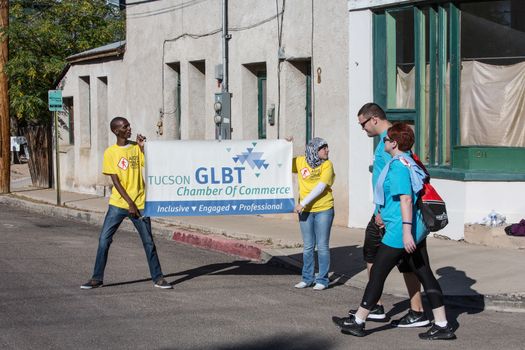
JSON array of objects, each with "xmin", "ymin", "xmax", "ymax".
[{"xmin": 333, "ymin": 123, "xmax": 455, "ymax": 341}]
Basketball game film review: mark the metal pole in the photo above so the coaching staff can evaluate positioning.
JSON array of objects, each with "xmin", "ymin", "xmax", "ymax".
[
  {"xmin": 219, "ymin": 0, "xmax": 232, "ymax": 140},
  {"xmin": 222, "ymin": 0, "xmax": 229, "ymax": 93},
  {"xmin": 54, "ymin": 110, "xmax": 61, "ymax": 206}
]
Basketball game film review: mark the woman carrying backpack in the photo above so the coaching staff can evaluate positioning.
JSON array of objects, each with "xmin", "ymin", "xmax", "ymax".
[{"xmin": 332, "ymin": 123, "xmax": 456, "ymax": 341}]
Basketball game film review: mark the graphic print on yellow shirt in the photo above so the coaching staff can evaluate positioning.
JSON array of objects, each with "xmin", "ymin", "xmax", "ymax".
[
  {"xmin": 102, "ymin": 143, "xmax": 145, "ymax": 210},
  {"xmin": 293, "ymin": 156, "xmax": 335, "ymax": 212}
]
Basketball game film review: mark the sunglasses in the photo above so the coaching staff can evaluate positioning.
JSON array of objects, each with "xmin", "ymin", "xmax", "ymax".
[
  {"xmin": 383, "ymin": 136, "xmax": 395, "ymax": 143},
  {"xmin": 359, "ymin": 117, "xmax": 372, "ymax": 129}
]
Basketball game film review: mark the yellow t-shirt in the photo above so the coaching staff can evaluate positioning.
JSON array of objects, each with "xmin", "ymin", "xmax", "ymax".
[
  {"xmin": 102, "ymin": 143, "xmax": 145, "ymax": 210},
  {"xmin": 292, "ymin": 156, "xmax": 335, "ymax": 212}
]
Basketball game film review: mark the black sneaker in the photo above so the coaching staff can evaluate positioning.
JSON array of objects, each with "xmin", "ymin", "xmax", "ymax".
[
  {"xmin": 391, "ymin": 309, "xmax": 430, "ymax": 328},
  {"xmin": 80, "ymin": 279, "xmax": 103, "ymax": 290},
  {"xmin": 418, "ymin": 323, "xmax": 456, "ymax": 340},
  {"xmin": 332, "ymin": 315, "xmax": 366, "ymax": 337},
  {"xmin": 348, "ymin": 304, "xmax": 386, "ymax": 320},
  {"xmin": 154, "ymin": 278, "xmax": 173, "ymax": 289}
]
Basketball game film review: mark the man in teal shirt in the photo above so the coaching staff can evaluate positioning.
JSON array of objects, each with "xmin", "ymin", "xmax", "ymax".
[{"xmin": 352, "ymin": 103, "xmax": 428, "ymax": 328}]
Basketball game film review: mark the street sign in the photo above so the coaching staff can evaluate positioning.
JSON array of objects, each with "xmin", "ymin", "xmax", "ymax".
[{"xmin": 48, "ymin": 90, "xmax": 63, "ymax": 111}]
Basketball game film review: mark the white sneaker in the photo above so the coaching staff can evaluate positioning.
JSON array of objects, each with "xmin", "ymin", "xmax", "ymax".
[
  {"xmin": 313, "ymin": 283, "xmax": 327, "ymax": 291},
  {"xmin": 294, "ymin": 281, "xmax": 312, "ymax": 289}
]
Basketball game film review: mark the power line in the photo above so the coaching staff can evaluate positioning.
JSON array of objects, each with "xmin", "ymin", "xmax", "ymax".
[
  {"xmin": 160, "ymin": 8, "xmax": 284, "ymax": 121},
  {"xmin": 126, "ymin": 0, "xmax": 207, "ymax": 18}
]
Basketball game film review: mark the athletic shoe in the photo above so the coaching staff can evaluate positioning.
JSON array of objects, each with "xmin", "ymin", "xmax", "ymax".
[
  {"xmin": 391, "ymin": 309, "xmax": 430, "ymax": 328},
  {"xmin": 80, "ymin": 279, "xmax": 103, "ymax": 290},
  {"xmin": 418, "ymin": 323, "xmax": 456, "ymax": 340},
  {"xmin": 332, "ymin": 315, "xmax": 366, "ymax": 337},
  {"xmin": 154, "ymin": 278, "xmax": 173, "ymax": 289},
  {"xmin": 294, "ymin": 281, "xmax": 313, "ymax": 289},
  {"xmin": 313, "ymin": 283, "xmax": 327, "ymax": 291},
  {"xmin": 348, "ymin": 304, "xmax": 386, "ymax": 320}
]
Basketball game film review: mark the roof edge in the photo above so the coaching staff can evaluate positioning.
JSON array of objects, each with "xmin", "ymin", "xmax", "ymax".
[{"xmin": 66, "ymin": 40, "xmax": 126, "ymax": 64}]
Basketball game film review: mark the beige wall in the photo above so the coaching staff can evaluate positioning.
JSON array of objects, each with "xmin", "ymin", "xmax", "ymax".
[
  {"xmin": 58, "ymin": 0, "xmax": 350, "ymax": 225},
  {"xmin": 58, "ymin": 59, "xmax": 126, "ymax": 195}
]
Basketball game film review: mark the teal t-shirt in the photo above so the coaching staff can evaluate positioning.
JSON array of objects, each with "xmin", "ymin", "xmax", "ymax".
[
  {"xmin": 379, "ymin": 156, "xmax": 428, "ymax": 249},
  {"xmin": 372, "ymin": 130, "xmax": 391, "ymax": 214}
]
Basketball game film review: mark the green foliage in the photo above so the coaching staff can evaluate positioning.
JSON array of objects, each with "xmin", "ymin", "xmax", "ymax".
[{"xmin": 4, "ymin": 0, "xmax": 125, "ymax": 126}]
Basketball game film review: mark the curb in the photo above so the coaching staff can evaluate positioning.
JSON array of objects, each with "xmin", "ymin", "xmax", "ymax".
[
  {"xmin": 1, "ymin": 193, "xmax": 524, "ymax": 312},
  {"xmin": 264, "ymin": 252, "xmax": 525, "ymax": 313},
  {"xmin": 170, "ymin": 229, "xmax": 270, "ymax": 261}
]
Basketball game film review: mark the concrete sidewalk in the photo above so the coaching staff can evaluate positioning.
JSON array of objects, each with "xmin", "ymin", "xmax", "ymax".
[{"xmin": 2, "ymin": 185, "xmax": 524, "ymax": 313}]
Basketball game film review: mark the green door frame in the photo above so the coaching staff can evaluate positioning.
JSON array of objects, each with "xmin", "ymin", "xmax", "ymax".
[
  {"xmin": 176, "ymin": 77, "xmax": 181, "ymax": 139},
  {"xmin": 372, "ymin": 2, "xmax": 525, "ymax": 180},
  {"xmin": 306, "ymin": 67, "xmax": 312, "ymax": 144},
  {"xmin": 257, "ymin": 73, "xmax": 267, "ymax": 139}
]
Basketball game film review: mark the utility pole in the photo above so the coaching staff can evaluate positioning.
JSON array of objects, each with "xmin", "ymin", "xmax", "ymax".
[
  {"xmin": 0, "ymin": 0, "xmax": 9, "ymax": 194},
  {"xmin": 214, "ymin": 0, "xmax": 231, "ymax": 140},
  {"xmin": 221, "ymin": 0, "xmax": 229, "ymax": 94}
]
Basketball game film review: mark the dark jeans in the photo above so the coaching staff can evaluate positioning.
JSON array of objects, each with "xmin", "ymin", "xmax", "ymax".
[{"xmin": 92, "ymin": 205, "xmax": 163, "ymax": 283}]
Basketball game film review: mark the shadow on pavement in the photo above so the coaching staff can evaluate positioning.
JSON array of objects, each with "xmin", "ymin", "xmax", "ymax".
[
  {"xmin": 284, "ymin": 245, "xmax": 367, "ymax": 288},
  {"xmin": 101, "ymin": 244, "xmax": 365, "ymax": 289},
  {"xmin": 168, "ymin": 259, "xmax": 300, "ymax": 286},
  {"xmin": 437, "ymin": 266, "xmax": 485, "ymax": 310},
  {"xmin": 168, "ymin": 333, "xmax": 336, "ymax": 350},
  {"xmin": 103, "ymin": 258, "xmax": 300, "ymax": 288},
  {"xmin": 437, "ymin": 266, "xmax": 485, "ymax": 331}
]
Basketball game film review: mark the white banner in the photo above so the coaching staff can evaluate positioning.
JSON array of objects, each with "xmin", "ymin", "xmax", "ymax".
[{"xmin": 144, "ymin": 140, "xmax": 294, "ymax": 216}]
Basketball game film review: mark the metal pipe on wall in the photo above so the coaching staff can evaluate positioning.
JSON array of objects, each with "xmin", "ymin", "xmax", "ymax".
[{"xmin": 222, "ymin": 0, "xmax": 229, "ymax": 93}]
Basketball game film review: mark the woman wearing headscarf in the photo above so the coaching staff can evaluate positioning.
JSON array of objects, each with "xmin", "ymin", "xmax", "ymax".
[{"xmin": 292, "ymin": 137, "xmax": 335, "ymax": 291}]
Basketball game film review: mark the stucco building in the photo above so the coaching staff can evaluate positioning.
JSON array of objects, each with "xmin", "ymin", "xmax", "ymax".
[
  {"xmin": 56, "ymin": 0, "xmax": 525, "ymax": 240},
  {"xmin": 56, "ymin": 0, "xmax": 350, "ymax": 225}
]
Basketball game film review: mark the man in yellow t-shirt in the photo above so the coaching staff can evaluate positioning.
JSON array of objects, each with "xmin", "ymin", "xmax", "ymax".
[
  {"xmin": 291, "ymin": 137, "xmax": 335, "ymax": 291},
  {"xmin": 81, "ymin": 117, "xmax": 172, "ymax": 290}
]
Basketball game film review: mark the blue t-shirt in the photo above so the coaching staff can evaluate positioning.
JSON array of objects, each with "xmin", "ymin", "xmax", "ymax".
[
  {"xmin": 379, "ymin": 156, "xmax": 428, "ymax": 249},
  {"xmin": 372, "ymin": 130, "xmax": 391, "ymax": 214}
]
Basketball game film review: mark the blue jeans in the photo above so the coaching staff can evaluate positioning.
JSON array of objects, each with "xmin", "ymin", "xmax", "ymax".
[
  {"xmin": 298, "ymin": 208, "xmax": 334, "ymax": 286},
  {"xmin": 92, "ymin": 205, "xmax": 164, "ymax": 283}
]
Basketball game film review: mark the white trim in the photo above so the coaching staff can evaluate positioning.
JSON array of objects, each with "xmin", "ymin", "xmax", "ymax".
[
  {"xmin": 347, "ymin": 10, "xmax": 375, "ymax": 228},
  {"xmin": 348, "ymin": 0, "xmax": 426, "ymax": 11}
]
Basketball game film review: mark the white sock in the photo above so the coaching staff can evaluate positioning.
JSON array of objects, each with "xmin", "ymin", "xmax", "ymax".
[
  {"xmin": 435, "ymin": 321, "xmax": 447, "ymax": 328},
  {"xmin": 354, "ymin": 316, "xmax": 365, "ymax": 325}
]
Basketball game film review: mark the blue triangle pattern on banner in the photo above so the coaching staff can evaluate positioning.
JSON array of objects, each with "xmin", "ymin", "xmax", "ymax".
[{"xmin": 253, "ymin": 159, "xmax": 265, "ymax": 169}]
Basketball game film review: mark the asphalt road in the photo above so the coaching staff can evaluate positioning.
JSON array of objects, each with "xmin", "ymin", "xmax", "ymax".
[{"xmin": 0, "ymin": 203, "xmax": 524, "ymax": 350}]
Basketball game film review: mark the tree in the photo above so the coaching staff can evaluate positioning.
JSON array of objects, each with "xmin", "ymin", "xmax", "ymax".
[
  {"xmin": 5, "ymin": 0, "xmax": 125, "ymax": 127},
  {"xmin": 2, "ymin": 0, "xmax": 124, "ymax": 187}
]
